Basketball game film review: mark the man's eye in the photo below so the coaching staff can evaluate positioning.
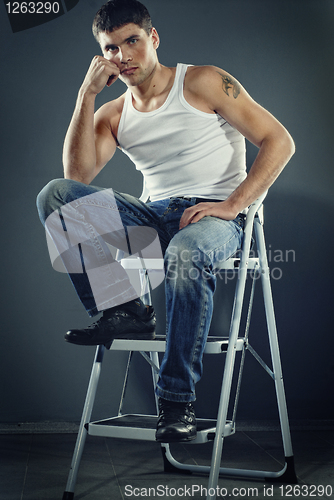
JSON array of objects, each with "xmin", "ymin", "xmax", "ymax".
[{"xmin": 129, "ymin": 39, "xmax": 138, "ymax": 45}]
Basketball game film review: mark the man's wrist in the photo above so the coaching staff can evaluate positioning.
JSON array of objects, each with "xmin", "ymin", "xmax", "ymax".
[
  {"xmin": 78, "ymin": 85, "xmax": 98, "ymax": 102},
  {"xmin": 218, "ymin": 199, "xmax": 242, "ymax": 220}
]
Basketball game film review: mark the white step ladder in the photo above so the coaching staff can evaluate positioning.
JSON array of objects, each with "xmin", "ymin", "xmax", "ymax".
[{"xmin": 62, "ymin": 193, "xmax": 297, "ymax": 500}]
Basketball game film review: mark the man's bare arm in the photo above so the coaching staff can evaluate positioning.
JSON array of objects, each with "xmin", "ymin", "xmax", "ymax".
[
  {"xmin": 63, "ymin": 56, "xmax": 120, "ymax": 184},
  {"xmin": 180, "ymin": 66, "xmax": 295, "ymax": 228}
]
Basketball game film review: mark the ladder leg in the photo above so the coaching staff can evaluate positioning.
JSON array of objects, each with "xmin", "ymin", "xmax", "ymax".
[
  {"xmin": 63, "ymin": 345, "xmax": 105, "ymax": 500},
  {"xmin": 150, "ymin": 351, "xmax": 160, "ymax": 413},
  {"xmin": 206, "ymin": 341, "xmax": 238, "ymax": 500},
  {"xmin": 254, "ymin": 220, "xmax": 297, "ymax": 482},
  {"xmin": 206, "ymin": 204, "xmax": 259, "ymax": 500},
  {"xmin": 231, "ymin": 270, "xmax": 258, "ymax": 425},
  {"xmin": 207, "ymin": 261, "xmax": 250, "ymax": 500},
  {"xmin": 117, "ymin": 351, "xmax": 134, "ymax": 416}
]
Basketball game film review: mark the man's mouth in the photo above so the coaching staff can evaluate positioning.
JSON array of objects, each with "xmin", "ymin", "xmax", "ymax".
[{"xmin": 121, "ymin": 67, "xmax": 137, "ymax": 75}]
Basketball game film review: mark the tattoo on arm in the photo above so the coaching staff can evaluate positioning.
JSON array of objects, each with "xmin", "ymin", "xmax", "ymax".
[{"xmin": 217, "ymin": 71, "xmax": 241, "ymax": 99}]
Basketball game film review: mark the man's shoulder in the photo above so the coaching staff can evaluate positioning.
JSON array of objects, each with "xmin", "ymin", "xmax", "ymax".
[
  {"xmin": 94, "ymin": 92, "xmax": 127, "ymax": 132},
  {"xmin": 183, "ymin": 64, "xmax": 244, "ymax": 114},
  {"xmin": 184, "ymin": 65, "xmax": 243, "ymax": 104},
  {"xmin": 93, "ymin": 92, "xmax": 127, "ymax": 140},
  {"xmin": 185, "ymin": 64, "xmax": 225, "ymax": 88},
  {"xmin": 96, "ymin": 92, "xmax": 127, "ymax": 118},
  {"xmin": 184, "ymin": 65, "xmax": 230, "ymax": 107}
]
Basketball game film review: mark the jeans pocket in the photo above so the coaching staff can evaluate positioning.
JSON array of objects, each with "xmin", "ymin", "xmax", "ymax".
[
  {"xmin": 232, "ymin": 214, "xmax": 245, "ymax": 231},
  {"xmin": 232, "ymin": 214, "xmax": 256, "ymax": 249}
]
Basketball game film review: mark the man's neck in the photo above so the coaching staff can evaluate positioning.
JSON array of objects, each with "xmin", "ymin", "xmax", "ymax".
[{"xmin": 129, "ymin": 63, "xmax": 175, "ymax": 112}]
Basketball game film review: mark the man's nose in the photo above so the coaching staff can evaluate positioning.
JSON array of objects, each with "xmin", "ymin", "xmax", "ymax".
[{"xmin": 117, "ymin": 48, "xmax": 132, "ymax": 64}]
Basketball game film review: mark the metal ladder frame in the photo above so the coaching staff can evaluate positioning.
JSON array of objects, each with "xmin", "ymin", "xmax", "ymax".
[{"xmin": 62, "ymin": 193, "xmax": 297, "ymax": 500}]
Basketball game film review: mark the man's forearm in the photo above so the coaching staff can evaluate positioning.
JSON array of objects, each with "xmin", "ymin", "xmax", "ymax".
[
  {"xmin": 179, "ymin": 128, "xmax": 295, "ymax": 229},
  {"xmin": 225, "ymin": 128, "xmax": 295, "ymax": 215},
  {"xmin": 63, "ymin": 88, "xmax": 97, "ymax": 184}
]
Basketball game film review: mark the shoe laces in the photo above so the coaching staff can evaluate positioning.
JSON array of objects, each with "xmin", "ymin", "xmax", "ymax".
[
  {"xmin": 158, "ymin": 400, "xmax": 195, "ymax": 422},
  {"xmin": 85, "ymin": 316, "xmax": 105, "ymax": 331}
]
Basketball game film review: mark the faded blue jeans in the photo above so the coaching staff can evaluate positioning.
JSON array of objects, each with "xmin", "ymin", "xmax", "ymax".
[{"xmin": 37, "ymin": 178, "xmax": 244, "ymax": 403}]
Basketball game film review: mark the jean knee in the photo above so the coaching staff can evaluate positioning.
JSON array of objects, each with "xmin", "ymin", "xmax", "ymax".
[
  {"xmin": 37, "ymin": 179, "xmax": 62, "ymax": 223},
  {"xmin": 165, "ymin": 235, "xmax": 210, "ymax": 284},
  {"xmin": 36, "ymin": 178, "xmax": 85, "ymax": 224}
]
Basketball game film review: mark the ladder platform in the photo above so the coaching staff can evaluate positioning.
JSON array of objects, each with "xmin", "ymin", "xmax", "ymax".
[
  {"xmin": 88, "ymin": 414, "xmax": 235, "ymax": 444},
  {"xmin": 120, "ymin": 257, "xmax": 260, "ymax": 271},
  {"xmin": 110, "ymin": 335, "xmax": 245, "ymax": 354}
]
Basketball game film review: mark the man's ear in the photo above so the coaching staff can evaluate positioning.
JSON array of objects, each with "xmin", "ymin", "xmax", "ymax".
[{"xmin": 151, "ymin": 27, "xmax": 160, "ymax": 50}]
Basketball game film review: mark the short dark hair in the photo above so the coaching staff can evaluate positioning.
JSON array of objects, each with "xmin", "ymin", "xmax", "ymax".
[{"xmin": 92, "ymin": 0, "xmax": 153, "ymax": 41}]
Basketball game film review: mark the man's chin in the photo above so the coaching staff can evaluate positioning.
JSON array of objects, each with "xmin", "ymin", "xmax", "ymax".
[{"xmin": 120, "ymin": 74, "xmax": 143, "ymax": 87}]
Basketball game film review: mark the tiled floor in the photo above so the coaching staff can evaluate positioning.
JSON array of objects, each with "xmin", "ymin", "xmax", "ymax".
[{"xmin": 1, "ymin": 428, "xmax": 333, "ymax": 500}]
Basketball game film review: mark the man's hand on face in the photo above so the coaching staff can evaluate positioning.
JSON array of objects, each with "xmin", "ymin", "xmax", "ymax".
[{"xmin": 81, "ymin": 56, "xmax": 120, "ymax": 95}]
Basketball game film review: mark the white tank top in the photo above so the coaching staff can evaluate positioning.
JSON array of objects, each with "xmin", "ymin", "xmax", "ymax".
[{"xmin": 117, "ymin": 63, "xmax": 247, "ymax": 202}]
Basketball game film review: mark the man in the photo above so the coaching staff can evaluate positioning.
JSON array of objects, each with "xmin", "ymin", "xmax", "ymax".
[{"xmin": 37, "ymin": 0, "xmax": 294, "ymax": 443}]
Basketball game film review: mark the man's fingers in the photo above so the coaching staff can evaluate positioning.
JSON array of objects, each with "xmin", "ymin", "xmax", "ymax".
[
  {"xmin": 179, "ymin": 201, "xmax": 237, "ymax": 229},
  {"xmin": 185, "ymin": 211, "xmax": 206, "ymax": 227},
  {"xmin": 179, "ymin": 205, "xmax": 207, "ymax": 229},
  {"xmin": 84, "ymin": 56, "xmax": 120, "ymax": 92},
  {"xmin": 106, "ymin": 73, "xmax": 119, "ymax": 86},
  {"xmin": 98, "ymin": 58, "xmax": 119, "ymax": 84},
  {"xmin": 105, "ymin": 62, "xmax": 120, "ymax": 86}
]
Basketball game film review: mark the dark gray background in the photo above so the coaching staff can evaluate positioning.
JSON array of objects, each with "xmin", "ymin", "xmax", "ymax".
[{"xmin": 1, "ymin": 0, "xmax": 333, "ymax": 426}]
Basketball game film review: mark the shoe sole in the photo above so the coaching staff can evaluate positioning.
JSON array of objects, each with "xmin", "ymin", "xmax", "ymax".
[
  {"xmin": 155, "ymin": 433, "xmax": 197, "ymax": 443},
  {"xmin": 104, "ymin": 331, "xmax": 155, "ymax": 349},
  {"xmin": 64, "ymin": 330, "xmax": 156, "ymax": 348}
]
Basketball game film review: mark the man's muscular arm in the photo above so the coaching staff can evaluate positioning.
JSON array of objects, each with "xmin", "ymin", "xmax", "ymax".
[
  {"xmin": 63, "ymin": 56, "xmax": 120, "ymax": 184},
  {"xmin": 180, "ymin": 66, "xmax": 295, "ymax": 228}
]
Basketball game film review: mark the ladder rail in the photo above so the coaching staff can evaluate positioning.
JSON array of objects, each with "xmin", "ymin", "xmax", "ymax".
[
  {"xmin": 254, "ymin": 216, "xmax": 294, "ymax": 458},
  {"xmin": 63, "ymin": 345, "xmax": 105, "ymax": 499},
  {"xmin": 231, "ymin": 264, "xmax": 259, "ymax": 425},
  {"xmin": 206, "ymin": 196, "xmax": 265, "ymax": 499}
]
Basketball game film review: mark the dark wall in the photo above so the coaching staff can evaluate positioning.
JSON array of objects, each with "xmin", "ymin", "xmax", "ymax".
[{"xmin": 1, "ymin": 0, "xmax": 333, "ymax": 425}]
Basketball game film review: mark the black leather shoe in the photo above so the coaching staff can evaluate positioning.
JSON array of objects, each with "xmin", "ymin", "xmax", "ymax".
[
  {"xmin": 64, "ymin": 299, "xmax": 156, "ymax": 348},
  {"xmin": 155, "ymin": 398, "xmax": 197, "ymax": 442}
]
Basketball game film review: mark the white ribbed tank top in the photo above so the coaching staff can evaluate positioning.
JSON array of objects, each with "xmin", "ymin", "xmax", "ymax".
[{"xmin": 117, "ymin": 63, "xmax": 247, "ymax": 202}]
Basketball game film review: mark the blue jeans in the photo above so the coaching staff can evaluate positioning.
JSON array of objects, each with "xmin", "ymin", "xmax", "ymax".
[{"xmin": 37, "ymin": 179, "xmax": 244, "ymax": 402}]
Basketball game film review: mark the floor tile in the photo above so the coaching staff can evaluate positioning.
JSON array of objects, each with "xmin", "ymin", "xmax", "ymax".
[
  {"xmin": 0, "ymin": 429, "xmax": 333, "ymax": 500},
  {"xmin": 0, "ymin": 434, "xmax": 32, "ymax": 500}
]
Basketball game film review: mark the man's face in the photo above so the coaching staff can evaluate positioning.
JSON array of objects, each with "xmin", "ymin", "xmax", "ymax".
[{"xmin": 98, "ymin": 23, "xmax": 159, "ymax": 87}]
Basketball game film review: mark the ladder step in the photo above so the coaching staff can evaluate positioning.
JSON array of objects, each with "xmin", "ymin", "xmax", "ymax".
[
  {"xmin": 88, "ymin": 414, "xmax": 235, "ymax": 443},
  {"xmin": 110, "ymin": 336, "xmax": 245, "ymax": 353}
]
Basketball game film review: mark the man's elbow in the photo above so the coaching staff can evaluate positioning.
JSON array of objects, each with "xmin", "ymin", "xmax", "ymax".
[
  {"xmin": 63, "ymin": 157, "xmax": 96, "ymax": 184},
  {"xmin": 63, "ymin": 166, "xmax": 92, "ymax": 185},
  {"xmin": 283, "ymin": 128, "xmax": 295, "ymax": 161},
  {"xmin": 270, "ymin": 125, "xmax": 295, "ymax": 164}
]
